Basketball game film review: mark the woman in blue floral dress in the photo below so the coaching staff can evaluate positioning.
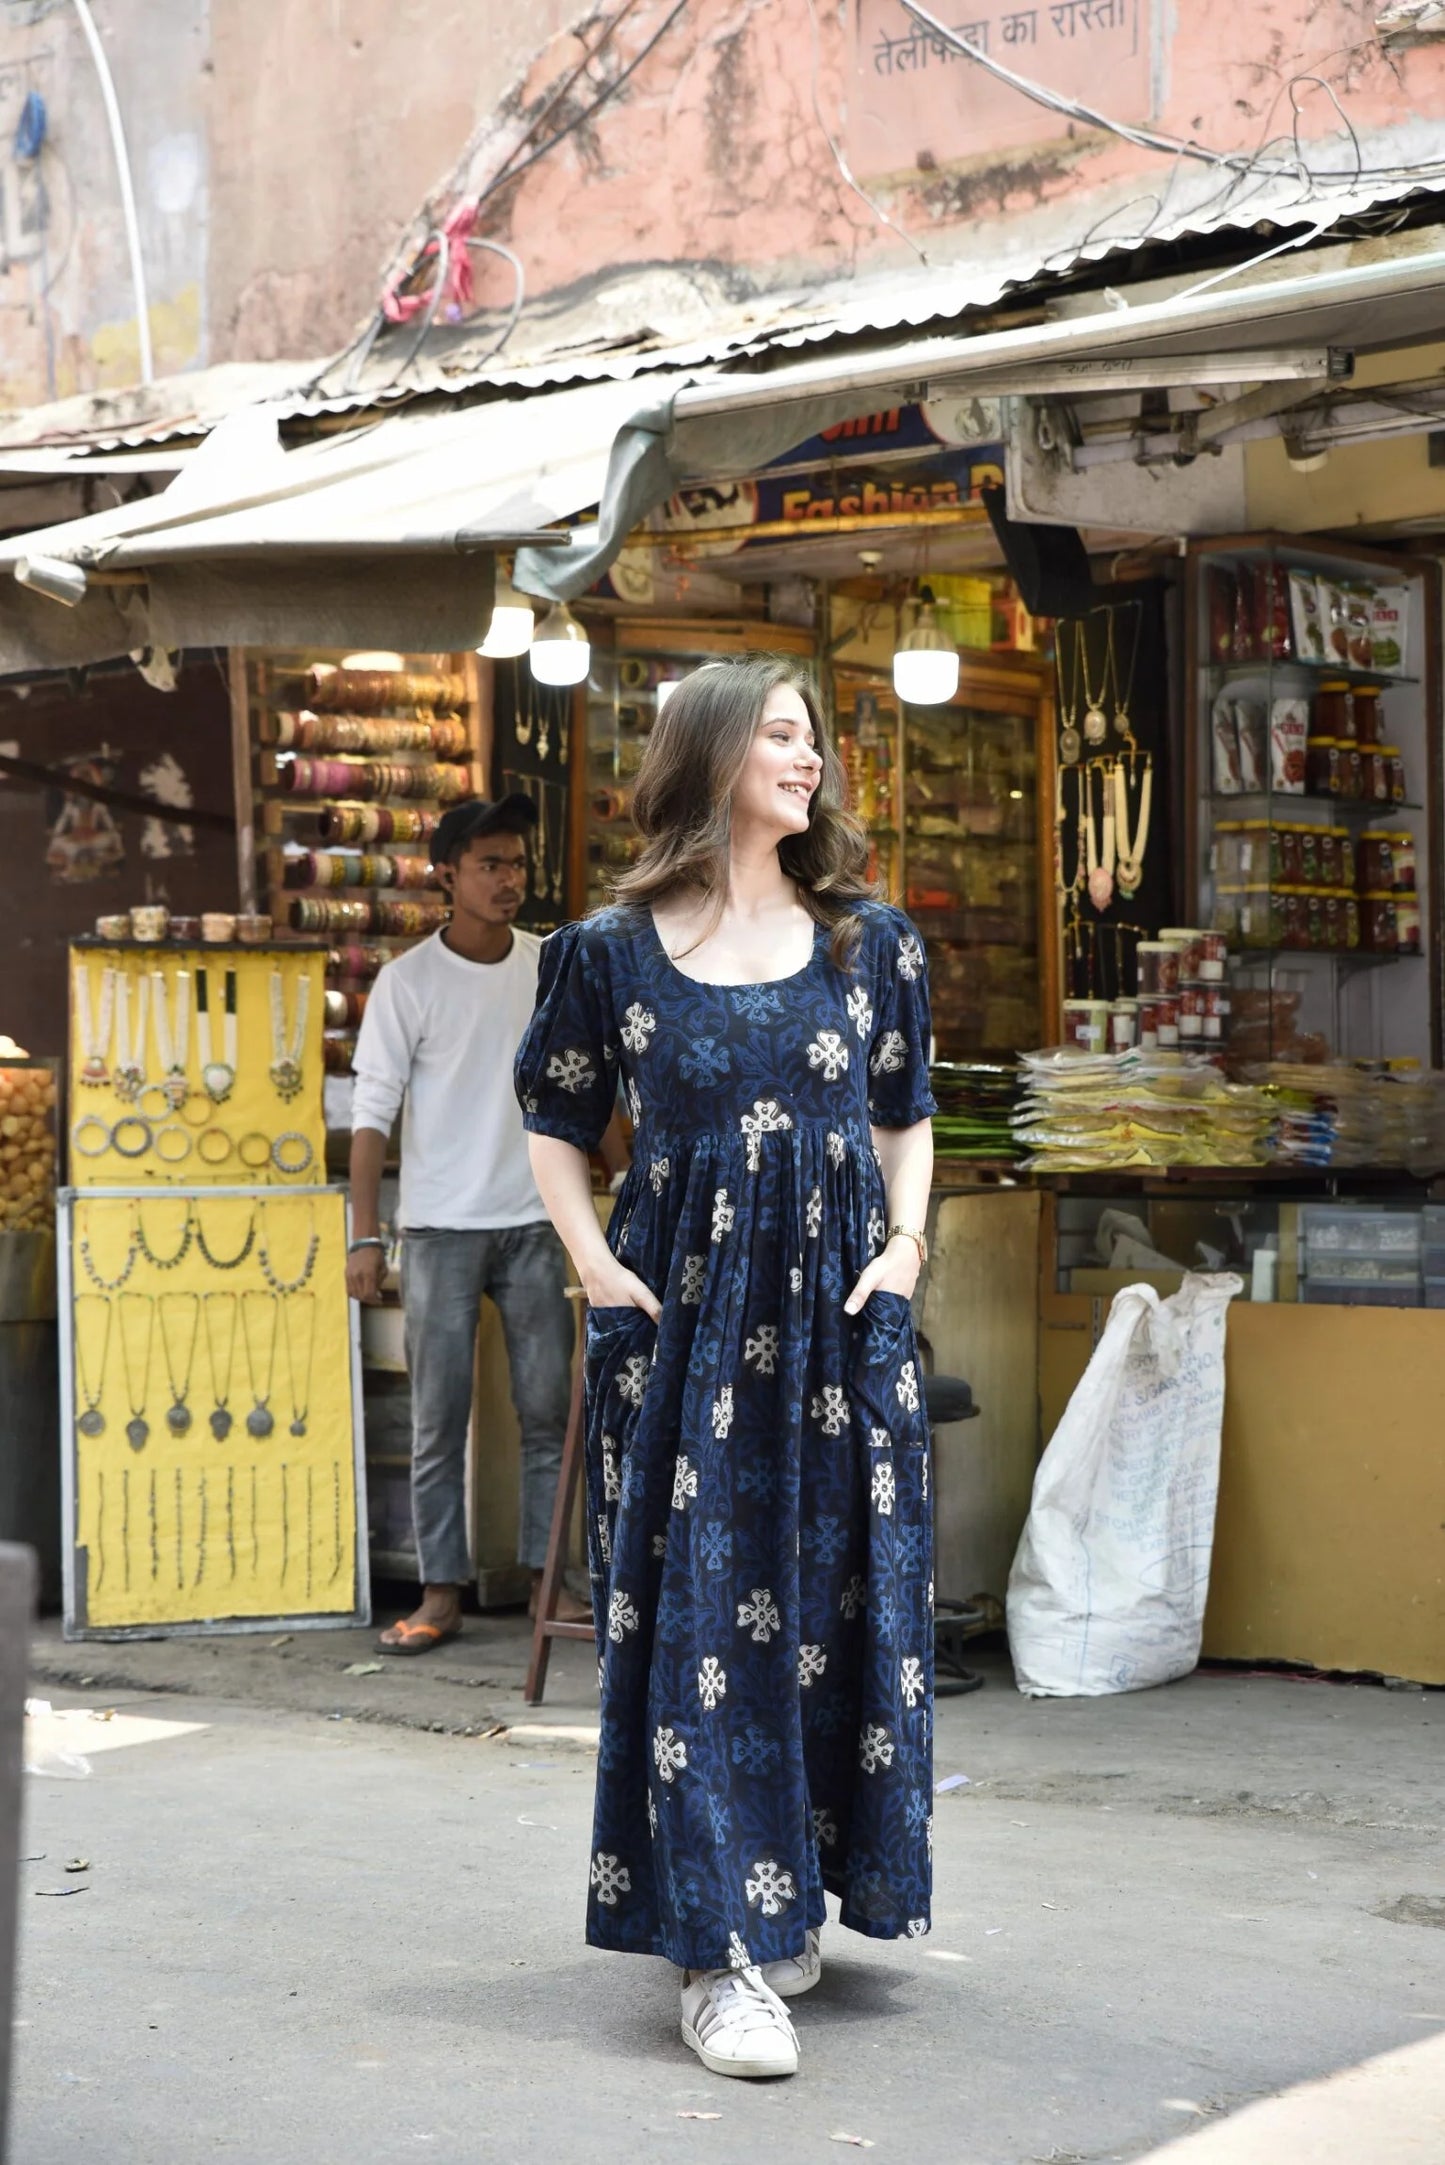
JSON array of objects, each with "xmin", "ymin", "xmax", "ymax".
[{"xmin": 515, "ymin": 656, "xmax": 936, "ymax": 2080}]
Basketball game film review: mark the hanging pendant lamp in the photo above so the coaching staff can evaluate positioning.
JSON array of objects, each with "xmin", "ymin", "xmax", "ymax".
[
  {"xmin": 528, "ymin": 601, "xmax": 591, "ymax": 687},
  {"xmin": 478, "ymin": 568, "xmax": 536, "ymax": 660},
  {"xmin": 892, "ymin": 586, "xmax": 959, "ymax": 706}
]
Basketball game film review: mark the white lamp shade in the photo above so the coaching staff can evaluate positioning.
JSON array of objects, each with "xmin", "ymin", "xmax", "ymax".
[
  {"xmin": 528, "ymin": 602, "xmax": 591, "ymax": 687},
  {"xmin": 892, "ymin": 646, "xmax": 959, "ymax": 705},
  {"xmin": 478, "ymin": 604, "xmax": 535, "ymax": 659}
]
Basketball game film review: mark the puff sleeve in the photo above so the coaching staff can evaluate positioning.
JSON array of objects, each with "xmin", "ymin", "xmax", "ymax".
[
  {"xmin": 865, "ymin": 905, "xmax": 939, "ymax": 1129},
  {"xmin": 513, "ymin": 921, "xmax": 619, "ymax": 1152}
]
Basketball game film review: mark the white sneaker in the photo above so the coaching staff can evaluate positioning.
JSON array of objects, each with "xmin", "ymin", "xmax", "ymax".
[
  {"xmin": 680, "ymin": 1964, "xmax": 799, "ymax": 2078},
  {"xmin": 760, "ymin": 1927, "xmax": 822, "ymax": 1998}
]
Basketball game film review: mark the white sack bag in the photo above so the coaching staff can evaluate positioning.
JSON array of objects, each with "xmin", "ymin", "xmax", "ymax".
[{"xmin": 1007, "ymin": 1271, "xmax": 1243, "ymax": 1698}]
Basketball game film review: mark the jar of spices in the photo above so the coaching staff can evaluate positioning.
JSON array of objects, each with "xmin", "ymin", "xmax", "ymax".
[
  {"xmin": 1396, "ymin": 893, "xmax": 1422, "ymax": 954},
  {"xmin": 1357, "ymin": 834, "xmax": 1395, "ymax": 892},
  {"xmin": 1314, "ymin": 679, "xmax": 1354, "ymax": 740},
  {"xmin": 1343, "ymin": 892, "xmax": 1361, "ymax": 951},
  {"xmin": 1320, "ymin": 890, "xmax": 1348, "ymax": 951},
  {"xmin": 1211, "ymin": 887, "xmax": 1241, "ymax": 941},
  {"xmin": 1315, "ymin": 827, "xmax": 1339, "ymax": 889},
  {"xmin": 1159, "ymin": 928, "xmax": 1206, "ymax": 982},
  {"xmin": 1334, "ymin": 828, "xmax": 1355, "ymax": 889},
  {"xmin": 1237, "ymin": 888, "xmax": 1272, "ymax": 949},
  {"xmin": 1276, "ymin": 825, "xmax": 1301, "ymax": 885},
  {"xmin": 1235, "ymin": 821, "xmax": 1268, "ymax": 880},
  {"xmin": 1211, "ymin": 821, "xmax": 1241, "ymax": 881},
  {"xmin": 1361, "ymin": 892, "xmax": 1398, "ymax": 952},
  {"xmin": 1304, "ymin": 889, "xmax": 1328, "ymax": 950},
  {"xmin": 1063, "ymin": 999, "xmax": 1109, "ymax": 1054},
  {"xmin": 1178, "ymin": 984, "xmax": 1205, "ymax": 1040},
  {"xmin": 1201, "ymin": 986, "xmax": 1229, "ymax": 1042},
  {"xmin": 1109, "ymin": 999, "xmax": 1140, "ymax": 1051},
  {"xmin": 1296, "ymin": 825, "xmax": 1321, "ymax": 888},
  {"xmin": 1197, "ymin": 931, "xmax": 1228, "ymax": 981},
  {"xmin": 1306, "ymin": 737, "xmax": 1342, "ymax": 795},
  {"xmin": 1340, "ymin": 741, "xmax": 1364, "ymax": 800},
  {"xmin": 1382, "ymin": 746, "xmax": 1407, "ymax": 803},
  {"xmin": 1353, "ymin": 686, "xmax": 1384, "ymax": 745},
  {"xmin": 1388, "ymin": 831, "xmax": 1417, "ymax": 891},
  {"xmin": 1137, "ymin": 942, "xmax": 1181, "ymax": 996},
  {"xmin": 1359, "ymin": 746, "xmax": 1389, "ymax": 805}
]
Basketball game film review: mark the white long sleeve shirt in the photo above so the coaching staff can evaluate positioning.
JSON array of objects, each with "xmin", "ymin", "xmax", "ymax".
[{"xmin": 350, "ymin": 928, "xmax": 548, "ymax": 1230}]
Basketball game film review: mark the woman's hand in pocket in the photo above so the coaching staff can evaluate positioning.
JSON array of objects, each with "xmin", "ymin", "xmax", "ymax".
[
  {"xmin": 844, "ymin": 1234, "xmax": 921, "ymax": 1316},
  {"xmin": 583, "ymin": 1256, "xmax": 663, "ymax": 1323}
]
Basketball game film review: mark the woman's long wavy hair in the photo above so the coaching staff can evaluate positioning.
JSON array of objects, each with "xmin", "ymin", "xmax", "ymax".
[{"xmin": 606, "ymin": 655, "xmax": 879, "ymax": 966}]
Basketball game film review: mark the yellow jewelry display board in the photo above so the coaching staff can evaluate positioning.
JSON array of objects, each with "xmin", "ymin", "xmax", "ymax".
[
  {"xmin": 67, "ymin": 942, "xmax": 326, "ymax": 1188},
  {"xmin": 59, "ymin": 1186, "xmax": 368, "ymax": 1636}
]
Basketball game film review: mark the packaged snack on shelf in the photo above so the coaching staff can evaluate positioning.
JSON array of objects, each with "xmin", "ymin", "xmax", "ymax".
[
  {"xmin": 1289, "ymin": 568, "xmax": 1327, "ymax": 661},
  {"xmin": 1369, "ymin": 584, "xmax": 1410, "ymax": 675},
  {"xmin": 1269, "ymin": 697, "xmax": 1308, "ymax": 791},
  {"xmin": 1206, "ymin": 565, "xmax": 1237, "ymax": 662},
  {"xmin": 1317, "ymin": 576, "xmax": 1353, "ymax": 666},
  {"xmin": 1234, "ymin": 700, "xmax": 1267, "ymax": 791},
  {"xmin": 1210, "ymin": 691, "xmax": 1243, "ymax": 793},
  {"xmin": 1257, "ymin": 562, "xmax": 1293, "ymax": 660}
]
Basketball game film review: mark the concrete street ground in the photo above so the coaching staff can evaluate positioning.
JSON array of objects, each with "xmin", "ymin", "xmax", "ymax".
[{"xmin": 12, "ymin": 1616, "xmax": 1445, "ymax": 2165}]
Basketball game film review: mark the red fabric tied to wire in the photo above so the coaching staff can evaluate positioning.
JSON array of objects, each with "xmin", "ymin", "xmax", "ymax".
[{"xmin": 382, "ymin": 198, "xmax": 479, "ymax": 325}]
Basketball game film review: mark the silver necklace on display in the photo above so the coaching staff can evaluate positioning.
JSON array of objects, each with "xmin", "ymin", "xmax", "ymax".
[
  {"xmin": 203, "ymin": 1292, "xmax": 239, "ymax": 1441},
  {"xmin": 151, "ymin": 968, "xmax": 191, "ymax": 1111},
  {"xmin": 196, "ymin": 967, "xmax": 239, "ymax": 1103},
  {"xmin": 75, "ymin": 963, "xmax": 116, "ymax": 1088},
  {"xmin": 74, "ymin": 1294, "xmax": 112, "ymax": 1438},
  {"xmin": 157, "ymin": 1292, "xmax": 201, "ymax": 1437},
  {"xmin": 111, "ymin": 971, "xmax": 150, "ymax": 1104},
  {"xmin": 268, "ymin": 970, "xmax": 309, "ymax": 1101},
  {"xmin": 240, "ymin": 1290, "xmax": 279, "ymax": 1438},
  {"xmin": 117, "ymin": 1292, "xmax": 156, "ymax": 1453},
  {"xmin": 278, "ymin": 1291, "xmax": 316, "ymax": 1439}
]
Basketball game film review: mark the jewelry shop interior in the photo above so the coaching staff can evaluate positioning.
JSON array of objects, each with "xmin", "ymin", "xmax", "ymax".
[{"xmin": 2, "ymin": 360, "xmax": 1442, "ymax": 1682}]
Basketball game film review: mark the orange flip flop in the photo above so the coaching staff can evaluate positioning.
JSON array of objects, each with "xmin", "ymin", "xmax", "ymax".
[{"xmin": 375, "ymin": 1618, "xmax": 462, "ymax": 1657}]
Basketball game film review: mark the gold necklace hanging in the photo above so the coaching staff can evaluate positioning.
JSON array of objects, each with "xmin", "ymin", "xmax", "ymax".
[
  {"xmin": 74, "ymin": 1294, "xmax": 113, "ymax": 1438},
  {"xmin": 157, "ymin": 1293, "xmax": 201, "ymax": 1437},
  {"xmin": 1114, "ymin": 753, "xmax": 1153, "ymax": 899},
  {"xmin": 1056, "ymin": 625, "xmax": 1083, "ymax": 766},
  {"xmin": 536, "ymin": 683, "xmax": 551, "ymax": 763},
  {"xmin": 117, "ymin": 1292, "xmax": 156, "ymax": 1453},
  {"xmin": 513, "ymin": 662, "xmax": 534, "ymax": 747},
  {"xmin": 1109, "ymin": 599, "xmax": 1142, "ymax": 749},
  {"xmin": 1080, "ymin": 618, "xmax": 1109, "ymax": 747}
]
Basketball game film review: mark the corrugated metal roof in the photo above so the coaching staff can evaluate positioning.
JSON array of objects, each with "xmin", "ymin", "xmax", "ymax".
[{"xmin": 1, "ymin": 164, "xmax": 1442, "ymax": 456}]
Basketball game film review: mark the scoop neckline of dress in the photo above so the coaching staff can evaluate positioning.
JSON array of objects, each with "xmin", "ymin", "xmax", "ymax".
[{"xmin": 645, "ymin": 909, "xmax": 823, "ymax": 989}]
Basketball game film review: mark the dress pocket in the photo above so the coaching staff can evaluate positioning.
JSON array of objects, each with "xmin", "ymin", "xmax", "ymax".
[{"xmin": 849, "ymin": 1290, "xmax": 925, "ymax": 1444}]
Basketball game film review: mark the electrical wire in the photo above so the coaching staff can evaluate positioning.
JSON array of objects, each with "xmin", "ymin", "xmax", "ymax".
[{"xmin": 804, "ymin": 0, "xmax": 927, "ymax": 264}]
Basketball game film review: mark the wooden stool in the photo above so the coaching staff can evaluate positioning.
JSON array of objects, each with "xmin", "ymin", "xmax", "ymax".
[{"xmin": 523, "ymin": 1293, "xmax": 594, "ymax": 1705}]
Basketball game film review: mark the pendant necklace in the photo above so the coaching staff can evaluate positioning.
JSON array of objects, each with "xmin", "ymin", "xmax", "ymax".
[
  {"xmin": 548, "ymin": 783, "xmax": 564, "ymax": 905},
  {"xmin": 112, "ymin": 972, "xmax": 150, "ymax": 1104},
  {"xmin": 556, "ymin": 687, "xmax": 570, "ymax": 766},
  {"xmin": 76, "ymin": 963, "xmax": 116, "ymax": 1087},
  {"xmin": 513, "ymin": 664, "xmax": 534, "ymax": 747},
  {"xmin": 194, "ymin": 1203, "xmax": 255, "ymax": 1272},
  {"xmin": 196, "ymin": 968, "xmax": 238, "ymax": 1104},
  {"xmin": 117, "ymin": 1292, "xmax": 156, "ymax": 1453},
  {"xmin": 1114, "ymin": 754, "xmax": 1153, "ymax": 899},
  {"xmin": 1055, "ymin": 625, "xmax": 1082, "ymax": 766},
  {"xmin": 257, "ymin": 1201, "xmax": 319, "ymax": 1295},
  {"xmin": 202, "ymin": 1292, "xmax": 239, "ymax": 1440},
  {"xmin": 1080, "ymin": 620, "xmax": 1110, "ymax": 747},
  {"xmin": 1109, "ymin": 599, "xmax": 1142, "ymax": 748},
  {"xmin": 1085, "ymin": 765, "xmax": 1117, "ymax": 913},
  {"xmin": 536, "ymin": 685, "xmax": 551, "ymax": 764},
  {"xmin": 157, "ymin": 1292, "xmax": 201, "ymax": 1436},
  {"xmin": 79, "ymin": 1205, "xmax": 139, "ymax": 1293},
  {"xmin": 151, "ymin": 968, "xmax": 192, "ymax": 1111},
  {"xmin": 135, "ymin": 1199, "xmax": 192, "ymax": 1272},
  {"xmin": 278, "ymin": 1292, "xmax": 317, "ymax": 1438},
  {"xmin": 269, "ymin": 970, "xmax": 310, "ymax": 1101},
  {"xmin": 240, "ymin": 1290, "xmax": 279, "ymax": 1438},
  {"xmin": 74, "ymin": 1294, "xmax": 113, "ymax": 1438}
]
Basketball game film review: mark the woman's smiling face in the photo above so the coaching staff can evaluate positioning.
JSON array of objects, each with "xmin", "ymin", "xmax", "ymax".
[{"xmin": 731, "ymin": 683, "xmax": 824, "ymax": 842}]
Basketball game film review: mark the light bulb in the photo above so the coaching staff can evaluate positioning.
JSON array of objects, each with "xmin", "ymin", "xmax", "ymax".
[
  {"xmin": 340, "ymin": 650, "xmax": 404, "ymax": 671},
  {"xmin": 478, "ymin": 571, "xmax": 536, "ymax": 659},
  {"xmin": 892, "ymin": 590, "xmax": 959, "ymax": 707},
  {"xmin": 528, "ymin": 601, "xmax": 591, "ymax": 687},
  {"xmin": 654, "ymin": 680, "xmax": 681, "ymax": 713}
]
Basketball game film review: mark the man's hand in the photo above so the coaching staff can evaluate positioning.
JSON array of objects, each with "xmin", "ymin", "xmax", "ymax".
[
  {"xmin": 843, "ymin": 1234, "xmax": 921, "ymax": 1316},
  {"xmin": 346, "ymin": 1243, "xmax": 387, "ymax": 1305},
  {"xmin": 583, "ymin": 1255, "xmax": 662, "ymax": 1323}
]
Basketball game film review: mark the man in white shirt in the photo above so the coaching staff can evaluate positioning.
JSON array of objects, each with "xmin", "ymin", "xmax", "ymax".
[{"xmin": 347, "ymin": 794, "xmax": 588, "ymax": 1653}]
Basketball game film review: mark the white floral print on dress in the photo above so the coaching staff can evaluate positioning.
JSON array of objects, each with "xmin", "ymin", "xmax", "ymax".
[
  {"xmin": 811, "ymin": 1384, "xmax": 850, "ymax": 1436},
  {"xmin": 737, "ymin": 1587, "xmax": 781, "ymax": 1643},
  {"xmin": 744, "ymin": 1323, "xmax": 779, "ymax": 1374},
  {"xmin": 601, "ymin": 1435, "xmax": 621, "ymax": 1502},
  {"xmin": 826, "ymin": 1129, "xmax": 846, "ymax": 1167},
  {"xmin": 712, "ymin": 1386, "xmax": 734, "ymax": 1439},
  {"xmin": 870, "ymin": 1030, "xmax": 907, "ymax": 1076},
  {"xmin": 839, "ymin": 1574, "xmax": 867, "ymax": 1619},
  {"xmin": 798, "ymin": 1643, "xmax": 827, "ymax": 1687},
  {"xmin": 899, "ymin": 1654, "xmax": 926, "ymax": 1708},
  {"xmin": 653, "ymin": 1725, "xmax": 687, "ymax": 1782},
  {"xmin": 869, "ymin": 1425, "xmax": 890, "ymax": 1450},
  {"xmin": 697, "ymin": 1656, "xmax": 727, "ymax": 1710},
  {"xmin": 807, "ymin": 1029, "xmax": 850, "ymax": 1081},
  {"xmin": 906, "ymin": 1917, "xmax": 928, "ymax": 1938},
  {"xmin": 871, "ymin": 1462, "xmax": 895, "ymax": 1516},
  {"xmin": 626, "ymin": 1076, "xmax": 642, "ymax": 1126},
  {"xmin": 616, "ymin": 1354, "xmax": 650, "ymax": 1408},
  {"xmin": 672, "ymin": 1455, "xmax": 698, "ymax": 1510},
  {"xmin": 649, "ymin": 1156, "xmax": 670, "ymax": 1194},
  {"xmin": 896, "ymin": 1360, "xmax": 920, "ymax": 1413},
  {"xmin": 711, "ymin": 1189, "xmax": 735, "ymax": 1244},
  {"xmin": 620, "ymin": 1003, "xmax": 656, "ymax": 1054},
  {"xmin": 546, "ymin": 1048, "xmax": 596, "ymax": 1095},
  {"xmin": 858, "ymin": 1723, "xmax": 895, "ymax": 1773},
  {"xmin": 812, "ymin": 1806, "xmax": 838, "ymax": 1848},
  {"xmin": 595, "ymin": 1512, "xmax": 611, "ymax": 1566},
  {"xmin": 867, "ymin": 1208, "xmax": 887, "ymax": 1254},
  {"xmin": 745, "ymin": 1858, "xmax": 797, "ymax": 1916},
  {"xmin": 740, "ymin": 1097, "xmax": 793, "ymax": 1172},
  {"xmin": 607, "ymin": 1589, "xmax": 639, "ymax": 1642},
  {"xmin": 846, "ymin": 984, "xmax": 873, "ymax": 1039},
  {"xmin": 789, "ymin": 1266, "xmax": 803, "ymax": 1294},
  {"xmin": 806, "ymin": 1188, "xmax": 823, "ymax": 1238},
  {"xmin": 590, "ymin": 1852, "xmax": 632, "ymax": 1906},
  {"xmin": 897, "ymin": 934, "xmax": 925, "ymax": 981},
  {"xmin": 679, "ymin": 1253, "xmax": 707, "ymax": 1303}
]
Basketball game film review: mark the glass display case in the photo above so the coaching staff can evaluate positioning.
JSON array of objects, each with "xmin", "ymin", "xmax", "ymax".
[{"xmin": 1187, "ymin": 536, "xmax": 1440, "ymax": 1068}]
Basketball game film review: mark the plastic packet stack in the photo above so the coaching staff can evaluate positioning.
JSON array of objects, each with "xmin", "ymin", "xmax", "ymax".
[
  {"xmin": 1012, "ymin": 1047, "xmax": 1272, "ymax": 1172},
  {"xmin": 928, "ymin": 1061, "xmax": 1019, "ymax": 1161}
]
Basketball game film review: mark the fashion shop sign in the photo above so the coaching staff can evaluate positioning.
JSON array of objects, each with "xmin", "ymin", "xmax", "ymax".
[{"xmin": 848, "ymin": 0, "xmax": 1152, "ymax": 169}]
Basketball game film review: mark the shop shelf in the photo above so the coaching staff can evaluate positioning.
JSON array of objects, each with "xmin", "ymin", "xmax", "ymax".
[
  {"xmin": 1204, "ymin": 659, "xmax": 1419, "ymax": 689},
  {"xmin": 1424, "ymin": 1282, "xmax": 1445, "ymax": 1309},
  {"xmin": 1209, "ymin": 793, "xmax": 1422, "ymax": 818},
  {"xmin": 1298, "ymin": 1205, "xmax": 1422, "ymax": 1259},
  {"xmin": 1229, "ymin": 946, "xmax": 1422, "ymax": 971},
  {"xmin": 1298, "ymin": 1282, "xmax": 1421, "ymax": 1307}
]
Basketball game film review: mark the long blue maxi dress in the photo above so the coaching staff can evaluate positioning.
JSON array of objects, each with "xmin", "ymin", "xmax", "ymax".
[{"xmin": 514, "ymin": 899, "xmax": 937, "ymax": 1972}]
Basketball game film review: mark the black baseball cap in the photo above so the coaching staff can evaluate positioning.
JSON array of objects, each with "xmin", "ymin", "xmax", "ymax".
[{"xmin": 431, "ymin": 793, "xmax": 537, "ymax": 865}]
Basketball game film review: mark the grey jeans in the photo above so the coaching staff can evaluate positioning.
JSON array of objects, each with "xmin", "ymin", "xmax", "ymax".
[{"xmin": 400, "ymin": 1222, "xmax": 574, "ymax": 1584}]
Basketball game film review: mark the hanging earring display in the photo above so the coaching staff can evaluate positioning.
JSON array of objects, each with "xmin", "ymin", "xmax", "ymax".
[
  {"xmin": 117, "ymin": 1292, "xmax": 156, "ymax": 1453},
  {"xmin": 75, "ymin": 963, "xmax": 116, "ymax": 1088},
  {"xmin": 202, "ymin": 1292, "xmax": 239, "ymax": 1441},
  {"xmin": 112, "ymin": 972, "xmax": 150, "ymax": 1104},
  {"xmin": 269, "ymin": 969, "xmax": 310, "ymax": 1100},
  {"xmin": 74, "ymin": 1294, "xmax": 112, "ymax": 1437},
  {"xmin": 1114, "ymin": 754, "xmax": 1153, "ymax": 899},
  {"xmin": 279, "ymin": 1292, "xmax": 317, "ymax": 1439},
  {"xmin": 240, "ymin": 1290, "xmax": 279, "ymax": 1438},
  {"xmin": 151, "ymin": 969, "xmax": 192, "ymax": 1111},
  {"xmin": 157, "ymin": 1293, "xmax": 201, "ymax": 1436},
  {"xmin": 196, "ymin": 968, "xmax": 239, "ymax": 1104}
]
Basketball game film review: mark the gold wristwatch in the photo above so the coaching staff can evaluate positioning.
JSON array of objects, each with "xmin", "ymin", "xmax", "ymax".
[{"xmin": 887, "ymin": 1224, "xmax": 928, "ymax": 1267}]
